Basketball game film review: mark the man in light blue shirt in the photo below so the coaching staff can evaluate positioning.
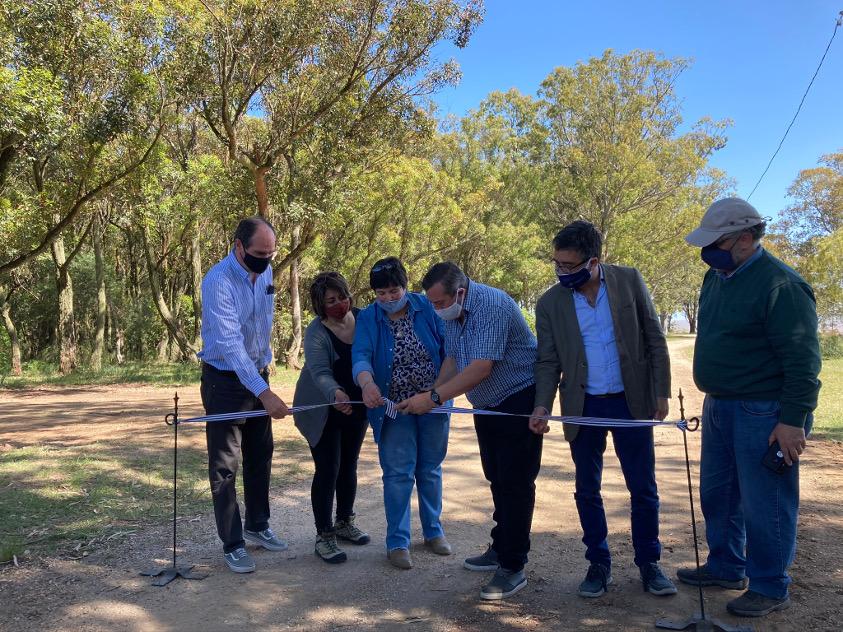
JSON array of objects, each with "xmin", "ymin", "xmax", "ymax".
[
  {"xmin": 529, "ymin": 221, "xmax": 676, "ymax": 599},
  {"xmin": 199, "ymin": 216, "xmax": 289, "ymax": 573}
]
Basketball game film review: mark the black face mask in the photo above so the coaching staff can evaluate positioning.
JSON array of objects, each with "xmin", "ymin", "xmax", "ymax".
[{"xmin": 243, "ymin": 251, "xmax": 271, "ymax": 274}]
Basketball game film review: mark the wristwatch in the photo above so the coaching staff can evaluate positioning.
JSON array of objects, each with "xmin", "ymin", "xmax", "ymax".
[{"xmin": 429, "ymin": 389, "xmax": 442, "ymax": 405}]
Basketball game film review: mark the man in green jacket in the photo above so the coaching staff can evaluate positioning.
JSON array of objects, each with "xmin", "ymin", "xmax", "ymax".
[{"xmin": 679, "ymin": 197, "xmax": 821, "ymax": 618}]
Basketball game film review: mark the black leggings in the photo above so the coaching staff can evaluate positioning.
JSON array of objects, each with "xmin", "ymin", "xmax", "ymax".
[{"xmin": 310, "ymin": 406, "xmax": 368, "ymax": 532}]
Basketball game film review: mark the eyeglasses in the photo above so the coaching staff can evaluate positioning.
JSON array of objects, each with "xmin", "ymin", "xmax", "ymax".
[
  {"xmin": 371, "ymin": 261, "xmax": 398, "ymax": 273},
  {"xmin": 552, "ymin": 257, "xmax": 589, "ymax": 274}
]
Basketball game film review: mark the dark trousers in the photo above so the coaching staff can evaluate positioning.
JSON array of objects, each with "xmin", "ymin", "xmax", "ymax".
[
  {"xmin": 570, "ymin": 393, "xmax": 661, "ymax": 569},
  {"xmin": 474, "ymin": 383, "xmax": 543, "ymax": 572},
  {"xmin": 200, "ymin": 364, "xmax": 273, "ymax": 553},
  {"xmin": 309, "ymin": 406, "xmax": 368, "ymax": 533}
]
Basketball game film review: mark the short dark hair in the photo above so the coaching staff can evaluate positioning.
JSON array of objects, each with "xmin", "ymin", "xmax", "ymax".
[
  {"xmin": 369, "ymin": 257, "xmax": 408, "ymax": 290},
  {"xmin": 309, "ymin": 272, "xmax": 352, "ymax": 319},
  {"xmin": 422, "ymin": 261, "xmax": 468, "ymax": 295},
  {"xmin": 552, "ymin": 220, "xmax": 602, "ymax": 260},
  {"xmin": 233, "ymin": 216, "xmax": 276, "ymax": 248}
]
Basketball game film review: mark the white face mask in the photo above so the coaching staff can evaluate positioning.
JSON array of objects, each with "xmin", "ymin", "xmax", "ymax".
[{"xmin": 434, "ymin": 289, "xmax": 464, "ymax": 321}]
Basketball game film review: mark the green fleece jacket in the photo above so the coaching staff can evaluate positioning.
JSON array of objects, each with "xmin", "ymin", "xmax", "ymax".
[{"xmin": 693, "ymin": 249, "xmax": 822, "ymax": 427}]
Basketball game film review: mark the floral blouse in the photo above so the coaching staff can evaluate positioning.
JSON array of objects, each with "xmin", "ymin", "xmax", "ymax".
[{"xmin": 386, "ymin": 313, "xmax": 436, "ymax": 402}]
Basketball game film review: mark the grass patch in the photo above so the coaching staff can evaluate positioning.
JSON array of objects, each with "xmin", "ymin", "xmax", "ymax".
[
  {"xmin": 0, "ymin": 437, "xmax": 308, "ymax": 560},
  {"xmin": 666, "ymin": 334, "xmax": 697, "ymax": 363},
  {"xmin": 0, "ymin": 360, "xmax": 299, "ymax": 390},
  {"xmin": 813, "ymin": 358, "xmax": 843, "ymax": 441}
]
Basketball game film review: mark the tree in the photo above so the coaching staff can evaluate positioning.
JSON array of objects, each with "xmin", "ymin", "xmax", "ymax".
[
  {"xmin": 176, "ymin": 0, "xmax": 480, "ymax": 221},
  {"xmin": 0, "ymin": 275, "xmax": 23, "ymax": 375},
  {"xmin": 0, "ymin": 1, "xmax": 168, "ymax": 274},
  {"xmin": 170, "ymin": 0, "xmax": 482, "ymax": 366},
  {"xmin": 0, "ymin": 1, "xmax": 170, "ymax": 371},
  {"xmin": 778, "ymin": 151, "xmax": 842, "ymax": 242},
  {"xmin": 775, "ymin": 151, "xmax": 843, "ymax": 325},
  {"xmin": 537, "ymin": 51, "xmax": 728, "ymax": 257}
]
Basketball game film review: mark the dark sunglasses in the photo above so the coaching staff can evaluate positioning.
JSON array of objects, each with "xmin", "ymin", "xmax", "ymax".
[{"xmin": 371, "ymin": 262, "xmax": 398, "ymax": 273}]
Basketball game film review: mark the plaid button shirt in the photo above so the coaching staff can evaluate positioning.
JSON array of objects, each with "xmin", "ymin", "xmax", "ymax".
[{"xmin": 444, "ymin": 280, "xmax": 536, "ymax": 409}]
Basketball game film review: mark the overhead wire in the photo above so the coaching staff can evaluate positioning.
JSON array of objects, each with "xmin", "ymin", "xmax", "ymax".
[{"xmin": 746, "ymin": 11, "xmax": 842, "ymax": 200}]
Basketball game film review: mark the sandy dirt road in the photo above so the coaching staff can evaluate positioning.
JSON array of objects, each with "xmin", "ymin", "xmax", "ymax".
[{"xmin": 1, "ymin": 338, "xmax": 841, "ymax": 631}]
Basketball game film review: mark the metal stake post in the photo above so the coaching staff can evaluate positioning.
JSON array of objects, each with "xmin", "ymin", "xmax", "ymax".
[
  {"xmin": 140, "ymin": 392, "xmax": 206, "ymax": 586},
  {"xmin": 655, "ymin": 390, "xmax": 751, "ymax": 632}
]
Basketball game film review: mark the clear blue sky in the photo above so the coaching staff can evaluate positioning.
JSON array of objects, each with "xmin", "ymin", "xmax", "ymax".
[{"xmin": 431, "ymin": 0, "xmax": 843, "ymax": 218}]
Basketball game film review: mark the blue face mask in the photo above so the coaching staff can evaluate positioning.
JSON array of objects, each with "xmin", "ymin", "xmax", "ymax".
[
  {"xmin": 701, "ymin": 244, "xmax": 737, "ymax": 271},
  {"xmin": 378, "ymin": 292, "xmax": 408, "ymax": 314},
  {"xmin": 557, "ymin": 264, "xmax": 592, "ymax": 289}
]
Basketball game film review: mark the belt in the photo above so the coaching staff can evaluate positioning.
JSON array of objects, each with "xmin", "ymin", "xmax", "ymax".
[
  {"xmin": 585, "ymin": 391, "xmax": 625, "ymax": 399},
  {"xmin": 202, "ymin": 362, "xmax": 269, "ymax": 377}
]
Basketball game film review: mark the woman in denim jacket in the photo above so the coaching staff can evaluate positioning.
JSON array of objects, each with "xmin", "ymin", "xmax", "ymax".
[{"xmin": 352, "ymin": 257, "xmax": 452, "ymax": 569}]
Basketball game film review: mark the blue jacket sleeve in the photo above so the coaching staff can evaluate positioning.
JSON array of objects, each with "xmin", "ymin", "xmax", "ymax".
[
  {"xmin": 432, "ymin": 301, "xmax": 446, "ymax": 364},
  {"xmin": 351, "ymin": 306, "xmax": 377, "ymax": 385}
]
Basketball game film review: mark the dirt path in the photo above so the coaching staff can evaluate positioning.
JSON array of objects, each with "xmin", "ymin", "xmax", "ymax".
[{"xmin": 1, "ymin": 339, "xmax": 842, "ymax": 631}]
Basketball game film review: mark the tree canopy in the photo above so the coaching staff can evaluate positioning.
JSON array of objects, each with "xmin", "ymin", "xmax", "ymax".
[{"xmin": 0, "ymin": 2, "xmax": 838, "ymax": 376}]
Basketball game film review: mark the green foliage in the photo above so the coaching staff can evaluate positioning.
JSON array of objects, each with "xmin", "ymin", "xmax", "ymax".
[
  {"xmin": 1, "ymin": 9, "xmax": 836, "ymax": 378},
  {"xmin": 772, "ymin": 152, "xmax": 842, "ymax": 323},
  {"xmin": 0, "ymin": 359, "xmax": 299, "ymax": 389},
  {"xmin": 0, "ymin": 322, "xmax": 10, "ymax": 376},
  {"xmin": 820, "ymin": 334, "xmax": 843, "ymax": 360},
  {"xmin": 520, "ymin": 307, "xmax": 536, "ymax": 335}
]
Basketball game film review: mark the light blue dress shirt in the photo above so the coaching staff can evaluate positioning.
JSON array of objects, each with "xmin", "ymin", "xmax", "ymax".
[
  {"xmin": 197, "ymin": 250, "xmax": 275, "ymax": 397},
  {"xmin": 573, "ymin": 267, "xmax": 625, "ymax": 395}
]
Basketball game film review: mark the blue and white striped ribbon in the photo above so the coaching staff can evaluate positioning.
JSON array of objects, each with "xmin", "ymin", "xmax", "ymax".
[{"xmin": 181, "ymin": 399, "xmax": 681, "ymax": 428}]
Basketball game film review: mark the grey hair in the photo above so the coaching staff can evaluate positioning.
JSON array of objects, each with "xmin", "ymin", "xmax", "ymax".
[
  {"xmin": 723, "ymin": 221, "xmax": 766, "ymax": 245},
  {"xmin": 422, "ymin": 261, "xmax": 468, "ymax": 296}
]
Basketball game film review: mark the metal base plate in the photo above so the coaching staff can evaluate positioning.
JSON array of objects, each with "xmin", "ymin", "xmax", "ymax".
[
  {"xmin": 656, "ymin": 614, "xmax": 753, "ymax": 632},
  {"xmin": 140, "ymin": 564, "xmax": 207, "ymax": 587}
]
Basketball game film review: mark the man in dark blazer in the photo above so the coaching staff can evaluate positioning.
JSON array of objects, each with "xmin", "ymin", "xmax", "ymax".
[{"xmin": 528, "ymin": 220, "xmax": 676, "ymax": 598}]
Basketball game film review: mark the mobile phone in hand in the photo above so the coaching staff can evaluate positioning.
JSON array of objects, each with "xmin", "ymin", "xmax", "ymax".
[{"xmin": 762, "ymin": 441, "xmax": 787, "ymax": 474}]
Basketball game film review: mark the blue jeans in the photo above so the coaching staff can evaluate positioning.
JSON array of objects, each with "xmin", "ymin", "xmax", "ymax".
[
  {"xmin": 700, "ymin": 396, "xmax": 811, "ymax": 599},
  {"xmin": 570, "ymin": 394, "xmax": 661, "ymax": 570},
  {"xmin": 377, "ymin": 412, "xmax": 449, "ymax": 550}
]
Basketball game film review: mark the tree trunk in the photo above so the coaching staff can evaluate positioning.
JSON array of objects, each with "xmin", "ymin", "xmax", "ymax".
[
  {"xmin": 1, "ymin": 285, "xmax": 22, "ymax": 375},
  {"xmin": 90, "ymin": 215, "xmax": 107, "ymax": 371},
  {"xmin": 115, "ymin": 329, "xmax": 125, "ymax": 364},
  {"xmin": 51, "ymin": 234, "xmax": 78, "ymax": 374},
  {"xmin": 255, "ymin": 167, "xmax": 270, "ymax": 217},
  {"xmin": 687, "ymin": 311, "xmax": 697, "ymax": 334},
  {"xmin": 285, "ymin": 225, "xmax": 303, "ymax": 370},
  {"xmin": 190, "ymin": 230, "xmax": 203, "ymax": 348},
  {"xmin": 140, "ymin": 224, "xmax": 198, "ymax": 361},
  {"xmin": 683, "ymin": 300, "xmax": 698, "ymax": 334},
  {"xmin": 658, "ymin": 312, "xmax": 668, "ymax": 333}
]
